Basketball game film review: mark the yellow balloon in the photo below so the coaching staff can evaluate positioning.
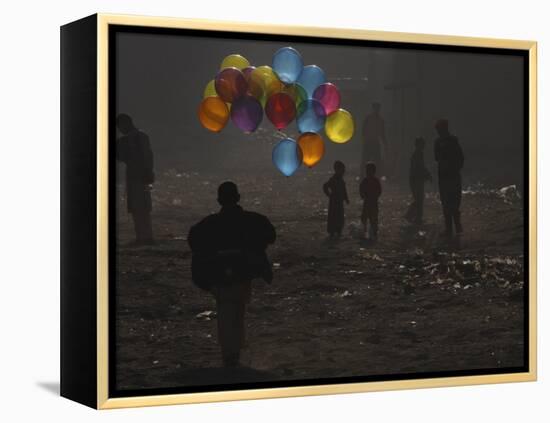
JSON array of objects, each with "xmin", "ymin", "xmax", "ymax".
[
  {"xmin": 203, "ymin": 79, "xmax": 217, "ymax": 98},
  {"xmin": 325, "ymin": 109, "xmax": 354, "ymax": 143},
  {"xmin": 220, "ymin": 54, "xmax": 250, "ymax": 70}
]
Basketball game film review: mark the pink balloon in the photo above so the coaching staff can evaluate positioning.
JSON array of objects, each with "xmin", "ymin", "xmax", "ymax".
[{"xmin": 313, "ymin": 83, "xmax": 341, "ymax": 115}]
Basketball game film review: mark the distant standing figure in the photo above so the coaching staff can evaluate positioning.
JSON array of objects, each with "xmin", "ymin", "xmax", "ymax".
[
  {"xmin": 359, "ymin": 162, "xmax": 382, "ymax": 240},
  {"xmin": 434, "ymin": 119, "xmax": 464, "ymax": 237},
  {"xmin": 188, "ymin": 182, "xmax": 276, "ymax": 367},
  {"xmin": 323, "ymin": 161, "xmax": 350, "ymax": 238},
  {"xmin": 361, "ymin": 102, "xmax": 387, "ymax": 178},
  {"xmin": 405, "ymin": 137, "xmax": 432, "ymax": 225},
  {"xmin": 116, "ymin": 114, "xmax": 155, "ymax": 245}
]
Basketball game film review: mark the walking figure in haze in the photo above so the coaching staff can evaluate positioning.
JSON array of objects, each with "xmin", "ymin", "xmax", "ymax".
[
  {"xmin": 323, "ymin": 161, "xmax": 349, "ymax": 239},
  {"xmin": 359, "ymin": 162, "xmax": 382, "ymax": 241},
  {"xmin": 405, "ymin": 137, "xmax": 432, "ymax": 225},
  {"xmin": 434, "ymin": 119, "xmax": 464, "ymax": 237},
  {"xmin": 361, "ymin": 102, "xmax": 387, "ymax": 178},
  {"xmin": 116, "ymin": 113, "xmax": 155, "ymax": 245},
  {"xmin": 188, "ymin": 182, "xmax": 276, "ymax": 367}
]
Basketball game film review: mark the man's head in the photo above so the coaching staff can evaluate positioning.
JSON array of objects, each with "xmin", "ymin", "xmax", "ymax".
[
  {"xmin": 365, "ymin": 161, "xmax": 377, "ymax": 177},
  {"xmin": 372, "ymin": 102, "xmax": 381, "ymax": 115},
  {"xmin": 435, "ymin": 118, "xmax": 449, "ymax": 137},
  {"xmin": 217, "ymin": 181, "xmax": 240, "ymax": 206},
  {"xmin": 415, "ymin": 137, "xmax": 426, "ymax": 150},
  {"xmin": 334, "ymin": 160, "xmax": 346, "ymax": 176},
  {"xmin": 116, "ymin": 113, "xmax": 135, "ymax": 134}
]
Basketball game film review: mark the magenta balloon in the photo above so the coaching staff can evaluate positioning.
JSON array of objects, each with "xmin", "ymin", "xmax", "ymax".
[
  {"xmin": 312, "ymin": 83, "xmax": 341, "ymax": 115},
  {"xmin": 231, "ymin": 95, "xmax": 263, "ymax": 133}
]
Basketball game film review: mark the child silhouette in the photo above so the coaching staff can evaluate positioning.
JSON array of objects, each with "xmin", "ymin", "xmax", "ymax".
[{"xmin": 323, "ymin": 161, "xmax": 349, "ymax": 238}]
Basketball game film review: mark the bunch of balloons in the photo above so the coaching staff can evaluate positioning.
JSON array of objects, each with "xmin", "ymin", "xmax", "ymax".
[{"xmin": 198, "ymin": 47, "xmax": 355, "ymax": 176}]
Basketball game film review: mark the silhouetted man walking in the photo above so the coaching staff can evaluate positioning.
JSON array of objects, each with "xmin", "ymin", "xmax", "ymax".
[
  {"xmin": 361, "ymin": 102, "xmax": 387, "ymax": 178},
  {"xmin": 434, "ymin": 119, "xmax": 464, "ymax": 237},
  {"xmin": 188, "ymin": 182, "xmax": 276, "ymax": 367},
  {"xmin": 116, "ymin": 114, "xmax": 155, "ymax": 245}
]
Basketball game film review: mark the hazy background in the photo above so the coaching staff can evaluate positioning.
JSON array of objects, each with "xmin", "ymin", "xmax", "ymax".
[{"xmin": 115, "ymin": 31, "xmax": 525, "ymax": 188}]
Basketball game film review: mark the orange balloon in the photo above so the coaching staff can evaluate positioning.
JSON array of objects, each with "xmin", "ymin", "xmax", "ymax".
[
  {"xmin": 297, "ymin": 132, "xmax": 325, "ymax": 167},
  {"xmin": 197, "ymin": 96, "xmax": 229, "ymax": 132}
]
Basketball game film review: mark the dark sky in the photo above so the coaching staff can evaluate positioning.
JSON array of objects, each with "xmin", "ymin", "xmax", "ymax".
[{"xmin": 115, "ymin": 31, "xmax": 525, "ymax": 187}]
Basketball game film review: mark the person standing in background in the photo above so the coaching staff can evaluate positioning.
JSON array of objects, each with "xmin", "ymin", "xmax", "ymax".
[
  {"xmin": 359, "ymin": 162, "xmax": 382, "ymax": 241},
  {"xmin": 434, "ymin": 119, "xmax": 464, "ymax": 237},
  {"xmin": 116, "ymin": 113, "xmax": 155, "ymax": 245},
  {"xmin": 405, "ymin": 137, "xmax": 432, "ymax": 225},
  {"xmin": 361, "ymin": 102, "xmax": 387, "ymax": 178}
]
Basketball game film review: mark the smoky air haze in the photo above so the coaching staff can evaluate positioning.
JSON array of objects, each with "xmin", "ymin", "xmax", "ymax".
[{"xmin": 115, "ymin": 31, "xmax": 524, "ymax": 188}]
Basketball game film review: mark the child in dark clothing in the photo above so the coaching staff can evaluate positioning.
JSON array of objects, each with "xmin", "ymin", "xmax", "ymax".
[
  {"xmin": 323, "ymin": 161, "xmax": 349, "ymax": 238},
  {"xmin": 360, "ymin": 162, "xmax": 382, "ymax": 240},
  {"xmin": 405, "ymin": 137, "xmax": 432, "ymax": 225}
]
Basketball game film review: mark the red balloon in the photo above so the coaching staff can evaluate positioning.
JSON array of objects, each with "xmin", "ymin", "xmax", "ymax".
[
  {"xmin": 214, "ymin": 67, "xmax": 247, "ymax": 103},
  {"xmin": 265, "ymin": 92, "xmax": 296, "ymax": 130}
]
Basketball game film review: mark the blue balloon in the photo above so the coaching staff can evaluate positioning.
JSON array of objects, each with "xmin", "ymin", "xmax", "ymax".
[
  {"xmin": 272, "ymin": 138, "xmax": 303, "ymax": 176},
  {"xmin": 296, "ymin": 65, "xmax": 326, "ymax": 98},
  {"xmin": 297, "ymin": 99, "xmax": 326, "ymax": 133},
  {"xmin": 272, "ymin": 47, "xmax": 304, "ymax": 84}
]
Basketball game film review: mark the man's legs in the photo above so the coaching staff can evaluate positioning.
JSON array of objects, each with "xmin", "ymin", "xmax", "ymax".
[
  {"xmin": 408, "ymin": 183, "xmax": 424, "ymax": 224},
  {"xmin": 361, "ymin": 216, "xmax": 368, "ymax": 238},
  {"xmin": 452, "ymin": 204, "xmax": 462, "ymax": 234},
  {"xmin": 439, "ymin": 181, "xmax": 453, "ymax": 236},
  {"xmin": 131, "ymin": 212, "xmax": 142, "ymax": 242},
  {"xmin": 452, "ymin": 177, "xmax": 463, "ymax": 234},
  {"xmin": 132, "ymin": 210, "xmax": 153, "ymax": 243},
  {"xmin": 442, "ymin": 205, "xmax": 453, "ymax": 236},
  {"xmin": 369, "ymin": 205, "xmax": 379, "ymax": 240},
  {"xmin": 415, "ymin": 184, "xmax": 425, "ymax": 224},
  {"xmin": 439, "ymin": 192, "xmax": 453, "ymax": 237},
  {"xmin": 216, "ymin": 281, "xmax": 247, "ymax": 367},
  {"xmin": 141, "ymin": 211, "xmax": 153, "ymax": 241}
]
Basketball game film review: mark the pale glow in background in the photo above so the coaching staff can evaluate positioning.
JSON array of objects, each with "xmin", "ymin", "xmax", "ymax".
[{"xmin": 0, "ymin": 0, "xmax": 546, "ymax": 421}]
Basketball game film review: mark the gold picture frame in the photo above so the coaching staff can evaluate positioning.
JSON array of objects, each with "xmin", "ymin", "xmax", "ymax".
[{"xmin": 60, "ymin": 13, "xmax": 537, "ymax": 409}]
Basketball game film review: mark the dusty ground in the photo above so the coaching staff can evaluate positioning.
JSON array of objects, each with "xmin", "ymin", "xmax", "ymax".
[{"xmin": 114, "ymin": 167, "xmax": 525, "ymax": 391}]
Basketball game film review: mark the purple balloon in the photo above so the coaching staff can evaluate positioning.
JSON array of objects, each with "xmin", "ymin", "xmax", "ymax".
[
  {"xmin": 313, "ymin": 83, "xmax": 341, "ymax": 115},
  {"xmin": 231, "ymin": 95, "xmax": 263, "ymax": 133}
]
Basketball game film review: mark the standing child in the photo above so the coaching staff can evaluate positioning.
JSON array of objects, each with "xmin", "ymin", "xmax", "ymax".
[
  {"xmin": 360, "ymin": 162, "xmax": 382, "ymax": 240},
  {"xmin": 323, "ymin": 161, "xmax": 349, "ymax": 238},
  {"xmin": 405, "ymin": 137, "xmax": 432, "ymax": 225}
]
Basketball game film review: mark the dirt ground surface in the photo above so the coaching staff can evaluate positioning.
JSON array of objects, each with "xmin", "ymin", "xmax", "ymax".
[{"xmin": 114, "ymin": 167, "xmax": 525, "ymax": 391}]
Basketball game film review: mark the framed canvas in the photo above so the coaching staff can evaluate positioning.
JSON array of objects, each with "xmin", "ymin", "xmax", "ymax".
[{"xmin": 60, "ymin": 13, "xmax": 537, "ymax": 409}]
